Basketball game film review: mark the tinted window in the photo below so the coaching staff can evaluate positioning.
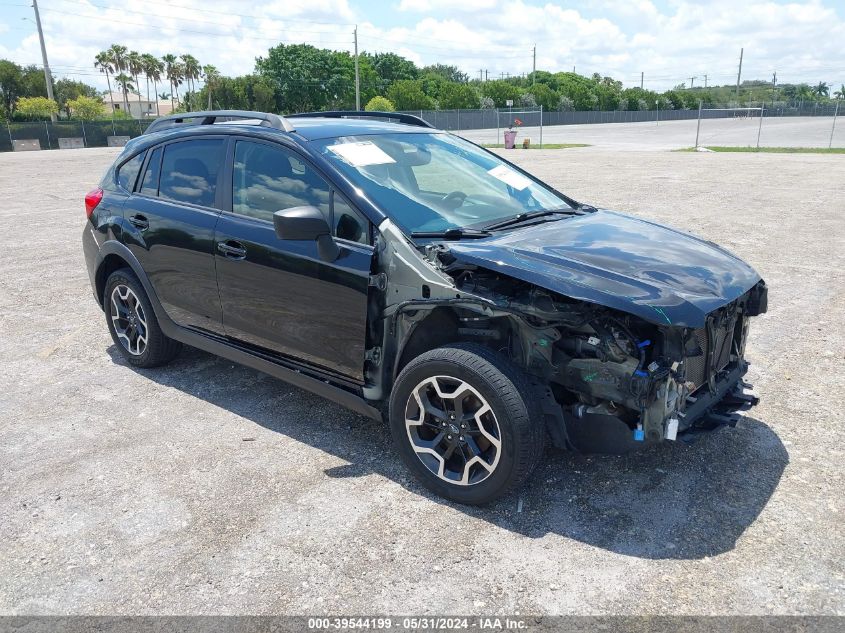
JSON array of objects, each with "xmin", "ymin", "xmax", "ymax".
[
  {"xmin": 159, "ymin": 139, "xmax": 224, "ymax": 207},
  {"xmin": 233, "ymin": 141, "xmax": 330, "ymax": 224},
  {"xmin": 139, "ymin": 147, "xmax": 162, "ymax": 196},
  {"xmin": 333, "ymin": 193, "xmax": 369, "ymax": 244},
  {"xmin": 117, "ymin": 151, "xmax": 145, "ymax": 191}
]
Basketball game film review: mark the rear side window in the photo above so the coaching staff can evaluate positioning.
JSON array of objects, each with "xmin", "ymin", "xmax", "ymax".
[
  {"xmin": 139, "ymin": 147, "xmax": 162, "ymax": 196},
  {"xmin": 117, "ymin": 151, "xmax": 145, "ymax": 191},
  {"xmin": 158, "ymin": 139, "xmax": 225, "ymax": 207}
]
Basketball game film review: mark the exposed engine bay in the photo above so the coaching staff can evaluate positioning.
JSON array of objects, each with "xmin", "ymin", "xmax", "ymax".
[{"xmin": 364, "ymin": 218, "xmax": 769, "ymax": 453}]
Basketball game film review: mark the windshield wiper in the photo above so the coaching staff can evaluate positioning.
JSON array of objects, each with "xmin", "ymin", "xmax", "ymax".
[
  {"xmin": 482, "ymin": 209, "xmax": 577, "ymax": 232},
  {"xmin": 410, "ymin": 228, "xmax": 491, "ymax": 240}
]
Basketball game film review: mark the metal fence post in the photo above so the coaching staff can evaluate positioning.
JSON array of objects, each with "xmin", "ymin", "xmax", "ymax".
[
  {"xmin": 81, "ymin": 120, "xmax": 87, "ymax": 147},
  {"xmin": 539, "ymin": 105, "xmax": 543, "ymax": 148},
  {"xmin": 830, "ymin": 99, "xmax": 841, "ymax": 149},
  {"xmin": 756, "ymin": 106, "xmax": 764, "ymax": 149},
  {"xmin": 44, "ymin": 121, "xmax": 51, "ymax": 149},
  {"xmin": 496, "ymin": 109, "xmax": 500, "ymax": 145},
  {"xmin": 694, "ymin": 100, "xmax": 703, "ymax": 148},
  {"xmin": 6, "ymin": 120, "xmax": 12, "ymax": 146}
]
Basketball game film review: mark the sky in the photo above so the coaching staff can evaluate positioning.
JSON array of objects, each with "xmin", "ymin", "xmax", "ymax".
[{"xmin": 0, "ymin": 0, "xmax": 843, "ymax": 93}]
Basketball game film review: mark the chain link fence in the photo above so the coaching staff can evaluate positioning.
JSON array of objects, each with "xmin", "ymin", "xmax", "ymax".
[{"xmin": 1, "ymin": 103, "xmax": 841, "ymax": 152}]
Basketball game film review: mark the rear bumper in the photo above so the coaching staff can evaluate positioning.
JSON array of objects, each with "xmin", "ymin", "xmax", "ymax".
[{"xmin": 82, "ymin": 223, "xmax": 102, "ymax": 305}]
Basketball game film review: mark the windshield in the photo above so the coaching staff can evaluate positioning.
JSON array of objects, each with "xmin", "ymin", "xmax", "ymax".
[{"xmin": 313, "ymin": 132, "xmax": 573, "ymax": 235}]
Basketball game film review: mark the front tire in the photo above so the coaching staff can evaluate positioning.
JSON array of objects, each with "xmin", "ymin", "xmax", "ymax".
[
  {"xmin": 389, "ymin": 343, "xmax": 545, "ymax": 505},
  {"xmin": 103, "ymin": 268, "xmax": 181, "ymax": 368}
]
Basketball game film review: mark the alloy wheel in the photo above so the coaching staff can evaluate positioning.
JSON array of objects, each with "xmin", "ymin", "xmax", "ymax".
[
  {"xmin": 109, "ymin": 284, "xmax": 148, "ymax": 356},
  {"xmin": 404, "ymin": 375, "xmax": 502, "ymax": 486}
]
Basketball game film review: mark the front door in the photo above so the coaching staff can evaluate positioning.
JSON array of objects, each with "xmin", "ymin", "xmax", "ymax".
[{"xmin": 214, "ymin": 139, "xmax": 373, "ymax": 381}]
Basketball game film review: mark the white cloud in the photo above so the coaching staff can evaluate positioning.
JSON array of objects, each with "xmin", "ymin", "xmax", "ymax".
[{"xmin": 0, "ymin": 0, "xmax": 841, "ymax": 93}]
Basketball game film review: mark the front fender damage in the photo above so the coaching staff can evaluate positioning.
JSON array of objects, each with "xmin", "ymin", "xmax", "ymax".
[{"xmin": 364, "ymin": 220, "xmax": 765, "ymax": 453}]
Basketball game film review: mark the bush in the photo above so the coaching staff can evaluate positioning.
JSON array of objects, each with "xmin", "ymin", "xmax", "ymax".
[
  {"xmin": 67, "ymin": 95, "xmax": 105, "ymax": 120},
  {"xmin": 365, "ymin": 96, "xmax": 395, "ymax": 112},
  {"xmin": 15, "ymin": 96, "xmax": 58, "ymax": 120},
  {"xmin": 387, "ymin": 80, "xmax": 435, "ymax": 110}
]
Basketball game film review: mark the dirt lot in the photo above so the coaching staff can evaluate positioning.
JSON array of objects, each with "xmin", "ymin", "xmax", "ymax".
[{"xmin": 0, "ymin": 145, "xmax": 843, "ymax": 615}]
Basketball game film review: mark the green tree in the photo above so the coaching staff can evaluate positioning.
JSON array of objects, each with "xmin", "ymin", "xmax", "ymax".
[
  {"xmin": 834, "ymin": 84, "xmax": 845, "ymax": 100},
  {"xmin": 181, "ymin": 54, "xmax": 201, "ymax": 109},
  {"xmin": 161, "ymin": 54, "xmax": 183, "ymax": 110},
  {"xmin": 364, "ymin": 95, "xmax": 395, "ymax": 111},
  {"xmin": 15, "ymin": 96, "xmax": 58, "ymax": 120},
  {"xmin": 114, "ymin": 73, "xmax": 134, "ymax": 115},
  {"xmin": 366, "ymin": 52, "xmax": 417, "ymax": 91},
  {"xmin": 141, "ymin": 54, "xmax": 163, "ymax": 116},
  {"xmin": 421, "ymin": 63, "xmax": 468, "ymax": 83},
  {"xmin": 202, "ymin": 64, "xmax": 220, "ymax": 110},
  {"xmin": 54, "ymin": 79, "xmax": 98, "ymax": 118},
  {"xmin": 815, "ymin": 81, "xmax": 829, "ymax": 98},
  {"xmin": 529, "ymin": 82, "xmax": 559, "ymax": 111},
  {"xmin": 127, "ymin": 51, "xmax": 144, "ymax": 114},
  {"xmin": 387, "ymin": 79, "xmax": 434, "ymax": 110},
  {"xmin": 67, "ymin": 95, "xmax": 105, "ymax": 120},
  {"xmin": 94, "ymin": 51, "xmax": 115, "ymax": 115},
  {"xmin": 107, "ymin": 44, "xmax": 130, "ymax": 112},
  {"xmin": 437, "ymin": 82, "xmax": 478, "ymax": 109},
  {"xmin": 0, "ymin": 60, "xmax": 24, "ymax": 118},
  {"xmin": 256, "ymin": 43, "xmax": 370, "ymax": 112},
  {"xmin": 480, "ymin": 80, "xmax": 521, "ymax": 107}
]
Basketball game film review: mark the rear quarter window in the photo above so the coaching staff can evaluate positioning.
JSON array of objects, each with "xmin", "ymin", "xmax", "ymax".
[{"xmin": 116, "ymin": 151, "xmax": 145, "ymax": 192}]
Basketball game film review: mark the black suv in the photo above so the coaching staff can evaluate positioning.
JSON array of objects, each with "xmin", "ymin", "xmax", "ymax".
[{"xmin": 83, "ymin": 110, "xmax": 768, "ymax": 504}]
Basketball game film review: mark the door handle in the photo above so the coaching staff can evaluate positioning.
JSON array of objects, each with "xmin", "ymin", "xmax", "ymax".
[
  {"xmin": 217, "ymin": 240, "xmax": 247, "ymax": 259},
  {"xmin": 128, "ymin": 214, "xmax": 149, "ymax": 230}
]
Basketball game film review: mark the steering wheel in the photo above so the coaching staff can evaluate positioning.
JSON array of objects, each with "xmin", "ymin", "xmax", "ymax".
[{"xmin": 440, "ymin": 190, "xmax": 467, "ymax": 209}]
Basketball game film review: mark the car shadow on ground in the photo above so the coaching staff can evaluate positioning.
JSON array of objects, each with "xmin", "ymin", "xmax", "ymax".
[{"xmin": 110, "ymin": 344, "xmax": 789, "ymax": 561}]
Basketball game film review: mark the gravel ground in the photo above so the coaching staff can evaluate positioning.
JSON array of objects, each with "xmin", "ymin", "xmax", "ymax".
[{"xmin": 0, "ymin": 144, "xmax": 843, "ymax": 615}]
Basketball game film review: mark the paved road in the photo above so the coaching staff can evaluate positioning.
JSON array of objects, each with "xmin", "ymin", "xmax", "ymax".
[
  {"xmin": 457, "ymin": 115, "xmax": 845, "ymax": 150},
  {"xmin": 0, "ymin": 146, "xmax": 843, "ymax": 615}
]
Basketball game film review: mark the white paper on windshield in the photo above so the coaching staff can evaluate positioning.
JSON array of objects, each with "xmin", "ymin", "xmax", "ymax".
[
  {"xmin": 327, "ymin": 141, "xmax": 396, "ymax": 167},
  {"xmin": 487, "ymin": 164, "xmax": 532, "ymax": 190}
]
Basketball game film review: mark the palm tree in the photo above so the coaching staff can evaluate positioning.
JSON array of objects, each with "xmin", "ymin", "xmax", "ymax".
[
  {"xmin": 202, "ymin": 64, "xmax": 220, "ymax": 109},
  {"xmin": 161, "ymin": 54, "xmax": 182, "ymax": 110},
  {"xmin": 107, "ymin": 44, "xmax": 130, "ymax": 112},
  {"xmin": 114, "ymin": 73, "xmax": 134, "ymax": 113},
  {"xmin": 94, "ymin": 51, "xmax": 115, "ymax": 114},
  {"xmin": 180, "ymin": 54, "xmax": 201, "ymax": 109},
  {"xmin": 815, "ymin": 82, "xmax": 829, "ymax": 98},
  {"xmin": 127, "ymin": 51, "xmax": 144, "ymax": 116},
  {"xmin": 834, "ymin": 84, "xmax": 845, "ymax": 100},
  {"xmin": 142, "ymin": 54, "xmax": 163, "ymax": 116}
]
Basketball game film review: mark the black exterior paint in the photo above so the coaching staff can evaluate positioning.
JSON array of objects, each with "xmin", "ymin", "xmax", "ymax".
[{"xmin": 446, "ymin": 210, "xmax": 763, "ymax": 328}]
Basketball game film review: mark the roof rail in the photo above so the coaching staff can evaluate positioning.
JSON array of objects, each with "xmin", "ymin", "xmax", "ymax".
[
  {"xmin": 286, "ymin": 110, "xmax": 435, "ymax": 129},
  {"xmin": 144, "ymin": 110, "xmax": 295, "ymax": 135}
]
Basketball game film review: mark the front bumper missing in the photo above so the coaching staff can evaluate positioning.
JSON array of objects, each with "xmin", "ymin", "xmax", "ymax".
[{"xmin": 557, "ymin": 361, "xmax": 759, "ymax": 454}]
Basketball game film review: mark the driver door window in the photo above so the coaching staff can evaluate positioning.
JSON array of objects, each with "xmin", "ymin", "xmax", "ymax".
[{"xmin": 232, "ymin": 141, "xmax": 331, "ymax": 223}]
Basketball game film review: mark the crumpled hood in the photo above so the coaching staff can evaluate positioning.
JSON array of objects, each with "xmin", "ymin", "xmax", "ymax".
[{"xmin": 446, "ymin": 209, "xmax": 762, "ymax": 327}]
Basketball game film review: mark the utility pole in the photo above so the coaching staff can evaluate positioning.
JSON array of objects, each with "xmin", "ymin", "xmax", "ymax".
[
  {"xmin": 31, "ymin": 0, "xmax": 56, "ymax": 122},
  {"xmin": 735, "ymin": 47, "xmax": 744, "ymax": 101},
  {"xmin": 640, "ymin": 72, "xmax": 643, "ymax": 89},
  {"xmin": 353, "ymin": 26, "xmax": 360, "ymax": 110},
  {"xmin": 704, "ymin": 74, "xmax": 708, "ymax": 88},
  {"xmin": 689, "ymin": 76, "xmax": 696, "ymax": 89},
  {"xmin": 484, "ymin": 69, "xmax": 488, "ymax": 82},
  {"xmin": 532, "ymin": 44, "xmax": 536, "ymax": 85},
  {"xmin": 479, "ymin": 69, "xmax": 483, "ymax": 81}
]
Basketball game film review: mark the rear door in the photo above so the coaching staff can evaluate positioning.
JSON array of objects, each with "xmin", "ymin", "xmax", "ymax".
[
  {"xmin": 123, "ymin": 136, "xmax": 227, "ymax": 335},
  {"xmin": 214, "ymin": 138, "xmax": 373, "ymax": 380}
]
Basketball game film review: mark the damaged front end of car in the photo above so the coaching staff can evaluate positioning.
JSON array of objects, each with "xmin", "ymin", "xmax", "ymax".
[{"xmin": 363, "ymin": 214, "xmax": 768, "ymax": 454}]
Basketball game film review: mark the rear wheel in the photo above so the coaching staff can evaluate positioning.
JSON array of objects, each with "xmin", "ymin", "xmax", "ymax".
[
  {"xmin": 104, "ymin": 268, "xmax": 181, "ymax": 367},
  {"xmin": 389, "ymin": 343, "xmax": 545, "ymax": 505}
]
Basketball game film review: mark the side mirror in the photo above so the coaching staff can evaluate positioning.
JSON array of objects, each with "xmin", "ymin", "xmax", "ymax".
[{"xmin": 273, "ymin": 205, "xmax": 339, "ymax": 262}]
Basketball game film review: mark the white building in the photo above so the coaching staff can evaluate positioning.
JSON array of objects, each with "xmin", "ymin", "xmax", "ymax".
[{"xmin": 102, "ymin": 92, "xmax": 179, "ymax": 118}]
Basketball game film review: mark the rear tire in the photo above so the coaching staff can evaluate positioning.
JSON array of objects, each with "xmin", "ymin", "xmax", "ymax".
[
  {"xmin": 389, "ymin": 343, "xmax": 545, "ymax": 505},
  {"xmin": 103, "ymin": 268, "xmax": 181, "ymax": 368}
]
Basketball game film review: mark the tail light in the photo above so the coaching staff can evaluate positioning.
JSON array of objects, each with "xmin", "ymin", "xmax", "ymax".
[{"xmin": 85, "ymin": 187, "xmax": 103, "ymax": 219}]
